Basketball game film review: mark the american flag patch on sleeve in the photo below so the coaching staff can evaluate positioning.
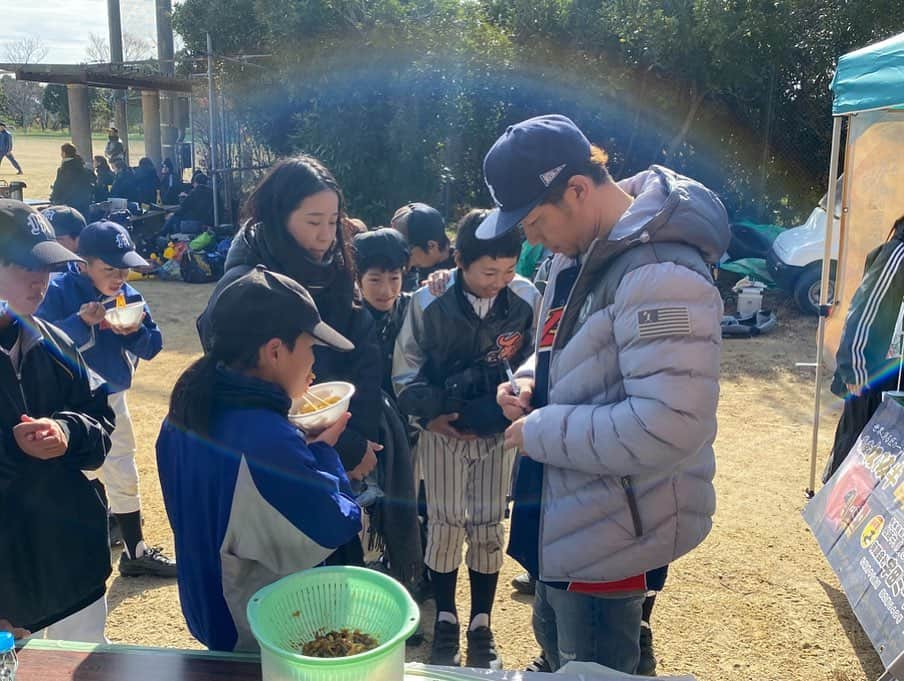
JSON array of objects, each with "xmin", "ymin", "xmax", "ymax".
[{"xmin": 637, "ymin": 307, "xmax": 692, "ymax": 339}]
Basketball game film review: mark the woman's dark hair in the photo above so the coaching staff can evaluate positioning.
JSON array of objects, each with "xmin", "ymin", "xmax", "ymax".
[
  {"xmin": 61, "ymin": 143, "xmax": 77, "ymax": 159},
  {"xmin": 167, "ymin": 327, "xmax": 304, "ymax": 436},
  {"xmin": 138, "ymin": 157, "xmax": 156, "ymax": 172},
  {"xmin": 540, "ymin": 145, "xmax": 612, "ymax": 206},
  {"xmin": 244, "ymin": 155, "xmax": 355, "ymax": 281},
  {"xmin": 455, "ymin": 208, "xmax": 522, "ymax": 268},
  {"xmin": 93, "ymin": 155, "xmax": 111, "ymax": 173}
]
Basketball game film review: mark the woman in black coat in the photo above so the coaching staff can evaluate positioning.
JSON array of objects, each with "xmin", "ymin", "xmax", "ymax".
[
  {"xmin": 49, "ymin": 143, "xmax": 95, "ymax": 218},
  {"xmin": 197, "ymin": 157, "xmax": 383, "ymax": 567}
]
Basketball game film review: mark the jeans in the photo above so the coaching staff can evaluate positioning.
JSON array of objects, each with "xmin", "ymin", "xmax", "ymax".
[{"xmin": 533, "ymin": 581, "xmax": 644, "ymax": 673}]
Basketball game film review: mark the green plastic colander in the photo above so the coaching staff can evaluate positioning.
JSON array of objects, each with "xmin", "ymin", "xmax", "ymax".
[{"xmin": 247, "ymin": 566, "xmax": 420, "ymax": 681}]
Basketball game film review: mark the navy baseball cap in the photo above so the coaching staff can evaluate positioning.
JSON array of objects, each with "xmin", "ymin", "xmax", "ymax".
[
  {"xmin": 392, "ymin": 203, "xmax": 447, "ymax": 248},
  {"xmin": 0, "ymin": 199, "xmax": 83, "ymax": 270},
  {"xmin": 42, "ymin": 205, "xmax": 87, "ymax": 239},
  {"xmin": 78, "ymin": 221, "xmax": 149, "ymax": 269},
  {"xmin": 477, "ymin": 114, "xmax": 592, "ymax": 239}
]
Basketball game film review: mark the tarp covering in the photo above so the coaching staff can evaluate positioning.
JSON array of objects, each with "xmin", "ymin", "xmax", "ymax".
[{"xmin": 832, "ymin": 32, "xmax": 904, "ymax": 115}]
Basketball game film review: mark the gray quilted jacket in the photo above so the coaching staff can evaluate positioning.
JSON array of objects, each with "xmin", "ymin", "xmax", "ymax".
[{"xmin": 520, "ymin": 165, "xmax": 729, "ymax": 582}]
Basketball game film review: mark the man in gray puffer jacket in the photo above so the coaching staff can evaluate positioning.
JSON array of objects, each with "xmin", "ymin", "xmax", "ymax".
[{"xmin": 478, "ymin": 115, "xmax": 728, "ymax": 674}]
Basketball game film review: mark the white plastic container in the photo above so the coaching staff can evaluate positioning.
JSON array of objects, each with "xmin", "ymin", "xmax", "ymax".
[
  {"xmin": 105, "ymin": 302, "xmax": 145, "ymax": 330},
  {"xmin": 737, "ymin": 285, "xmax": 765, "ymax": 318},
  {"xmin": 289, "ymin": 382, "xmax": 355, "ymax": 432}
]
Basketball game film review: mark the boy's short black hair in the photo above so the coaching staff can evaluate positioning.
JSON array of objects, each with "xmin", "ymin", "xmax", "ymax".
[
  {"xmin": 354, "ymin": 228, "xmax": 409, "ymax": 275},
  {"xmin": 455, "ymin": 209, "xmax": 522, "ymax": 269}
]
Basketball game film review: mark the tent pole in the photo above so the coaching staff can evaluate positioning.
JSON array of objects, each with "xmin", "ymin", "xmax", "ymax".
[{"xmin": 808, "ymin": 115, "xmax": 844, "ymax": 496}]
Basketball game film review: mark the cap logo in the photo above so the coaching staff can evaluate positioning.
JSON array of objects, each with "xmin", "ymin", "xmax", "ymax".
[
  {"xmin": 539, "ymin": 164, "xmax": 566, "ymax": 188},
  {"xmin": 115, "ymin": 232, "xmax": 131, "ymax": 250},
  {"xmin": 27, "ymin": 212, "xmax": 52, "ymax": 239}
]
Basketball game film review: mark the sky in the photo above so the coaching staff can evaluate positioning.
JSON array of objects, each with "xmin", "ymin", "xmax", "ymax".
[{"xmin": 2, "ymin": 1, "xmax": 182, "ymax": 65}]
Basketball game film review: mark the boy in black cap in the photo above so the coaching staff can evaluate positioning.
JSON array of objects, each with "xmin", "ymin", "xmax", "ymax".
[
  {"xmin": 353, "ymin": 227, "xmax": 411, "ymax": 397},
  {"xmin": 391, "ymin": 203, "xmax": 455, "ymax": 292},
  {"xmin": 37, "ymin": 220, "xmax": 174, "ymax": 579},
  {"xmin": 157, "ymin": 266, "xmax": 361, "ymax": 651},
  {"xmin": 0, "ymin": 199, "xmax": 114, "ymax": 641},
  {"xmin": 42, "ymin": 205, "xmax": 88, "ymax": 277}
]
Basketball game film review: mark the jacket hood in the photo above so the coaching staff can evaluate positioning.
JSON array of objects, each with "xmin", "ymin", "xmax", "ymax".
[{"xmin": 607, "ymin": 166, "xmax": 729, "ymax": 264}]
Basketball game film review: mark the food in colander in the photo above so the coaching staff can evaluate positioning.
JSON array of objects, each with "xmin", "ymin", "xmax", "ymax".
[{"xmin": 299, "ymin": 628, "xmax": 379, "ymax": 658}]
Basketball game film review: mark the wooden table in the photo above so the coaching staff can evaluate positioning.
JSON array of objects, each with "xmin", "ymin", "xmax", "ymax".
[{"xmin": 15, "ymin": 641, "xmax": 262, "ymax": 681}]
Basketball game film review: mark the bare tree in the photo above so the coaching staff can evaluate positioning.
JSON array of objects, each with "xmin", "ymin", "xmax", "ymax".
[
  {"xmin": 0, "ymin": 75, "xmax": 44, "ymax": 130},
  {"xmin": 3, "ymin": 37, "xmax": 48, "ymax": 65},
  {"xmin": 85, "ymin": 32, "xmax": 156, "ymax": 63}
]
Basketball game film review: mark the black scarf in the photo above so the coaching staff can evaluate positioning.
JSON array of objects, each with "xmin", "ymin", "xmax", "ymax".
[{"xmin": 237, "ymin": 221, "xmax": 356, "ymax": 330}]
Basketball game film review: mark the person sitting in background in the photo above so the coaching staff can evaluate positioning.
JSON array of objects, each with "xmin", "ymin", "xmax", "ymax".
[
  {"xmin": 93, "ymin": 156, "xmax": 115, "ymax": 203},
  {"xmin": 391, "ymin": 202, "xmax": 454, "ymax": 292},
  {"xmin": 160, "ymin": 158, "xmax": 182, "ymax": 205},
  {"xmin": 50, "ymin": 143, "xmax": 95, "ymax": 219},
  {"xmin": 157, "ymin": 267, "xmax": 361, "ymax": 652},
  {"xmin": 163, "ymin": 172, "xmax": 215, "ymax": 235},
  {"xmin": 110, "ymin": 159, "xmax": 138, "ymax": 203},
  {"xmin": 134, "ymin": 157, "xmax": 160, "ymax": 206}
]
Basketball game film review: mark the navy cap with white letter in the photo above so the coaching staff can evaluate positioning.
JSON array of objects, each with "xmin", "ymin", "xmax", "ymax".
[{"xmin": 476, "ymin": 114, "xmax": 591, "ymax": 240}]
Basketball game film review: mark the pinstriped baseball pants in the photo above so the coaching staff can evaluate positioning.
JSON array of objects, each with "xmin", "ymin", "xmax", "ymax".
[{"xmin": 418, "ymin": 430, "xmax": 516, "ymax": 574}]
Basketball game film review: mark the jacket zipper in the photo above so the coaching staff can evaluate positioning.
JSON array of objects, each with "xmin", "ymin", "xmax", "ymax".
[{"xmin": 621, "ymin": 476, "xmax": 644, "ymax": 538}]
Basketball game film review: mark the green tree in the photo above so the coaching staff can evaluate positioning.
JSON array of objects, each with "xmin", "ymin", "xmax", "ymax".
[{"xmin": 42, "ymin": 84, "xmax": 69, "ymax": 128}]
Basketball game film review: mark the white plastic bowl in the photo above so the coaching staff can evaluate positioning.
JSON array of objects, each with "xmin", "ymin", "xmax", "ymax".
[
  {"xmin": 289, "ymin": 382, "xmax": 355, "ymax": 432},
  {"xmin": 105, "ymin": 302, "xmax": 145, "ymax": 329}
]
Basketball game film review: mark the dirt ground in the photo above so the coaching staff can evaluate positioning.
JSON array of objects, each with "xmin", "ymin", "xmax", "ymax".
[
  {"xmin": 85, "ymin": 278, "xmax": 879, "ymax": 681},
  {"xmin": 7, "ymin": 134, "xmax": 885, "ymax": 679},
  {"xmin": 0, "ymin": 132, "xmax": 146, "ymax": 202}
]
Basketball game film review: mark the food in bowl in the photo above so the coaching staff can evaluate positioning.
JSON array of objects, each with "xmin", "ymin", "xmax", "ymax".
[
  {"xmin": 298, "ymin": 395, "xmax": 341, "ymax": 414},
  {"xmin": 105, "ymin": 301, "xmax": 145, "ymax": 329},
  {"xmin": 299, "ymin": 628, "xmax": 379, "ymax": 658},
  {"xmin": 289, "ymin": 381, "xmax": 355, "ymax": 431}
]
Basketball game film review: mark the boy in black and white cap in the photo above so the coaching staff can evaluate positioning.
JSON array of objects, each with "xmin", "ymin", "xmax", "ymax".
[
  {"xmin": 37, "ymin": 220, "xmax": 173, "ymax": 579},
  {"xmin": 0, "ymin": 199, "xmax": 114, "ymax": 642}
]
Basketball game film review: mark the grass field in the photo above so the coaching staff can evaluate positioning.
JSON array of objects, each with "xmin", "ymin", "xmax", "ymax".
[{"xmin": 0, "ymin": 132, "xmax": 146, "ymax": 201}]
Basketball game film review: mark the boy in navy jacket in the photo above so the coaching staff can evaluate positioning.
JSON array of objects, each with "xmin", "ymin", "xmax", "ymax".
[
  {"xmin": 157, "ymin": 267, "xmax": 361, "ymax": 651},
  {"xmin": 36, "ymin": 220, "xmax": 174, "ymax": 578}
]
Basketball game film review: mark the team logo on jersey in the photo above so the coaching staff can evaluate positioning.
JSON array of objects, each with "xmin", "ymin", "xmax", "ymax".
[
  {"xmin": 539, "ymin": 306, "xmax": 564, "ymax": 349},
  {"xmin": 487, "ymin": 331, "xmax": 523, "ymax": 363}
]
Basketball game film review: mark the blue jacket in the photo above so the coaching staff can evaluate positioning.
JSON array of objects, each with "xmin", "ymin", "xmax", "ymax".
[
  {"xmin": 156, "ymin": 367, "xmax": 362, "ymax": 651},
  {"xmin": 36, "ymin": 272, "xmax": 163, "ymax": 394},
  {"xmin": 0, "ymin": 129, "xmax": 12, "ymax": 156}
]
